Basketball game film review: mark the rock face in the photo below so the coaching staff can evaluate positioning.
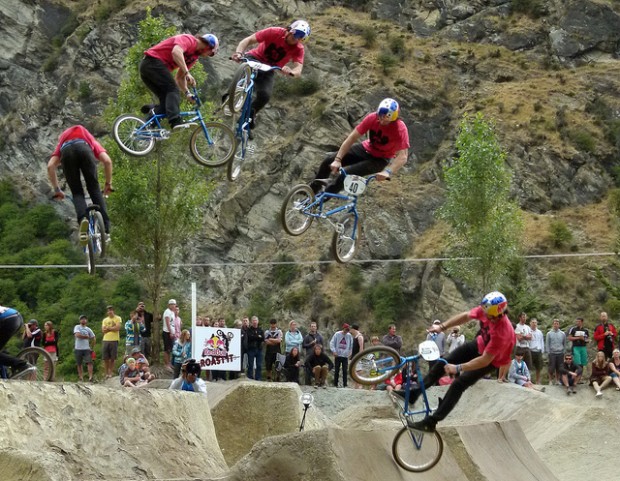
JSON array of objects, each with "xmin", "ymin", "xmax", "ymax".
[{"xmin": 0, "ymin": 0, "xmax": 619, "ymax": 313}]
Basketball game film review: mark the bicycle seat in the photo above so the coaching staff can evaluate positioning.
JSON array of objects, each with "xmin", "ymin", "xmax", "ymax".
[
  {"xmin": 141, "ymin": 104, "xmax": 156, "ymax": 114},
  {"xmin": 86, "ymin": 205, "xmax": 101, "ymax": 213}
]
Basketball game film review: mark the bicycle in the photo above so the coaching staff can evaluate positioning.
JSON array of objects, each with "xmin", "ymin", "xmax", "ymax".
[
  {"xmin": 280, "ymin": 169, "xmax": 375, "ymax": 263},
  {"xmin": 1, "ymin": 347, "xmax": 55, "ymax": 382},
  {"xmin": 84, "ymin": 204, "xmax": 106, "ymax": 275},
  {"xmin": 224, "ymin": 58, "xmax": 282, "ymax": 181},
  {"xmin": 112, "ymin": 87, "xmax": 236, "ymax": 168},
  {"xmin": 349, "ymin": 340, "xmax": 447, "ymax": 472}
]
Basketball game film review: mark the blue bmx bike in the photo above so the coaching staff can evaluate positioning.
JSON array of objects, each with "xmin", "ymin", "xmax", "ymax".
[
  {"xmin": 112, "ymin": 88, "xmax": 236, "ymax": 167},
  {"xmin": 280, "ymin": 169, "xmax": 374, "ymax": 263},
  {"xmin": 349, "ymin": 341, "xmax": 447, "ymax": 472}
]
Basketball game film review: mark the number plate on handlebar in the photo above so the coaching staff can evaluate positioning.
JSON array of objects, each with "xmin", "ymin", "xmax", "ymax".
[
  {"xmin": 419, "ymin": 340, "xmax": 441, "ymax": 361},
  {"xmin": 246, "ymin": 60, "xmax": 278, "ymax": 72},
  {"xmin": 343, "ymin": 175, "xmax": 366, "ymax": 196}
]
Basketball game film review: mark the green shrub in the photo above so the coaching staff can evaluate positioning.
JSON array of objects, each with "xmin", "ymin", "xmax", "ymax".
[
  {"xmin": 377, "ymin": 52, "xmax": 398, "ymax": 74},
  {"xmin": 78, "ymin": 81, "xmax": 92, "ymax": 100},
  {"xmin": 284, "ymin": 286, "xmax": 312, "ymax": 310},
  {"xmin": 568, "ymin": 129, "xmax": 596, "ymax": 154},
  {"xmin": 604, "ymin": 298, "xmax": 620, "ymax": 318},
  {"xmin": 361, "ymin": 26, "xmax": 377, "ymax": 48},
  {"xmin": 345, "ymin": 265, "xmax": 364, "ymax": 290},
  {"xmin": 336, "ymin": 291, "xmax": 367, "ymax": 323},
  {"xmin": 549, "ymin": 219, "xmax": 573, "ymax": 248},
  {"xmin": 511, "ymin": 0, "xmax": 546, "ymax": 18},
  {"xmin": 548, "ymin": 271, "xmax": 568, "ymax": 290},
  {"xmin": 273, "ymin": 254, "xmax": 298, "ymax": 286},
  {"xmin": 388, "ymin": 35, "xmax": 406, "ymax": 58}
]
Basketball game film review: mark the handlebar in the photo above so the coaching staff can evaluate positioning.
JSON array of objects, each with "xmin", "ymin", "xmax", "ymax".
[{"xmin": 231, "ymin": 55, "xmax": 293, "ymax": 76}]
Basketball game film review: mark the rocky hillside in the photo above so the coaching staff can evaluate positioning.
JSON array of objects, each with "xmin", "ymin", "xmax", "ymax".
[{"xmin": 1, "ymin": 0, "xmax": 620, "ymax": 334}]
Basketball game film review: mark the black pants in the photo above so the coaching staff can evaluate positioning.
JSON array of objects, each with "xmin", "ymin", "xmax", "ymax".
[
  {"xmin": 247, "ymin": 56, "xmax": 275, "ymax": 116},
  {"xmin": 61, "ymin": 142, "xmax": 110, "ymax": 232},
  {"xmin": 0, "ymin": 311, "xmax": 27, "ymax": 369},
  {"xmin": 334, "ymin": 356, "xmax": 348, "ymax": 387},
  {"xmin": 139, "ymin": 56, "xmax": 181, "ymax": 124},
  {"xmin": 424, "ymin": 341, "xmax": 496, "ymax": 422},
  {"xmin": 313, "ymin": 144, "xmax": 388, "ymax": 194}
]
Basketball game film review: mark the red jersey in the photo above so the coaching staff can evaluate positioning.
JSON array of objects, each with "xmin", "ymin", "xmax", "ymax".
[
  {"xmin": 144, "ymin": 34, "xmax": 204, "ymax": 71},
  {"xmin": 246, "ymin": 27, "xmax": 304, "ymax": 68},
  {"xmin": 356, "ymin": 113, "xmax": 410, "ymax": 159},
  {"xmin": 52, "ymin": 125, "xmax": 106, "ymax": 159},
  {"xmin": 469, "ymin": 306, "xmax": 515, "ymax": 368}
]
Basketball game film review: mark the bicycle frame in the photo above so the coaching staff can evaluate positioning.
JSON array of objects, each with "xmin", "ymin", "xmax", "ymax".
[{"xmin": 300, "ymin": 190, "xmax": 360, "ymax": 235}]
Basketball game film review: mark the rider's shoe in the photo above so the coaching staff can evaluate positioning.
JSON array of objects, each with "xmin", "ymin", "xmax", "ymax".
[
  {"xmin": 170, "ymin": 119, "xmax": 197, "ymax": 131},
  {"xmin": 11, "ymin": 363, "xmax": 36, "ymax": 380},
  {"xmin": 79, "ymin": 218, "xmax": 89, "ymax": 246},
  {"xmin": 223, "ymin": 104, "xmax": 232, "ymax": 117},
  {"xmin": 105, "ymin": 233, "xmax": 111, "ymax": 245},
  {"xmin": 407, "ymin": 416, "xmax": 437, "ymax": 432}
]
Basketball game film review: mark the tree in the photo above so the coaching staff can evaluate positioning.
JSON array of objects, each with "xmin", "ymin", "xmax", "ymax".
[
  {"xmin": 103, "ymin": 10, "xmax": 212, "ymax": 363},
  {"xmin": 439, "ymin": 113, "xmax": 523, "ymax": 290}
]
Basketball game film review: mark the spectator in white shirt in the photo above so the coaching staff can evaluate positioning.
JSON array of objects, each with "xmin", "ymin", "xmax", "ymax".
[{"xmin": 529, "ymin": 318, "xmax": 545, "ymax": 384}]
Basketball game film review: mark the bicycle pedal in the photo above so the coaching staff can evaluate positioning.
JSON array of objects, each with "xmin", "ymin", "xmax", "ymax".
[
  {"xmin": 246, "ymin": 144, "xmax": 256, "ymax": 154},
  {"xmin": 159, "ymin": 130, "xmax": 170, "ymax": 140}
]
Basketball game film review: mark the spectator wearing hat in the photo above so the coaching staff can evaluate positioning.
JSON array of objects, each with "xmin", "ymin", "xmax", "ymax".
[
  {"xmin": 102, "ymin": 305, "xmax": 121, "ymax": 380},
  {"xmin": 130, "ymin": 346, "xmax": 147, "ymax": 364},
  {"xmin": 74, "ymin": 315, "xmax": 95, "ymax": 382},
  {"xmin": 136, "ymin": 358, "xmax": 156, "ymax": 386},
  {"xmin": 23, "ymin": 319, "xmax": 42, "ymax": 348},
  {"xmin": 169, "ymin": 360, "xmax": 207, "ymax": 393},
  {"xmin": 162, "ymin": 299, "xmax": 177, "ymax": 372},
  {"xmin": 329, "ymin": 324, "xmax": 353, "ymax": 388}
]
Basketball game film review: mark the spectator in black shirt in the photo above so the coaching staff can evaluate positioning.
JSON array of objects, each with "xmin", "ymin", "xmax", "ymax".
[{"xmin": 246, "ymin": 316, "xmax": 264, "ymax": 380}]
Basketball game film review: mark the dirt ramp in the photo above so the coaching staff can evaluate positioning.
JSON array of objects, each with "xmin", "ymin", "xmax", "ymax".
[{"xmin": 0, "ymin": 381, "xmax": 226, "ymax": 481}]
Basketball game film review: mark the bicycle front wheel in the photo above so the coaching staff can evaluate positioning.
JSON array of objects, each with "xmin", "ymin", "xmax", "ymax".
[
  {"xmin": 349, "ymin": 346, "xmax": 400, "ymax": 385},
  {"xmin": 112, "ymin": 115, "xmax": 155, "ymax": 157},
  {"xmin": 17, "ymin": 347, "xmax": 55, "ymax": 382},
  {"xmin": 227, "ymin": 65, "xmax": 252, "ymax": 114},
  {"xmin": 280, "ymin": 184, "xmax": 315, "ymax": 236},
  {"xmin": 331, "ymin": 211, "xmax": 360, "ymax": 263},
  {"xmin": 190, "ymin": 122, "xmax": 236, "ymax": 167},
  {"xmin": 226, "ymin": 132, "xmax": 246, "ymax": 182},
  {"xmin": 392, "ymin": 427, "xmax": 443, "ymax": 472}
]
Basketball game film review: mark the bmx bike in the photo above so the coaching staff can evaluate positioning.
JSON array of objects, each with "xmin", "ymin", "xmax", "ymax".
[
  {"xmin": 1, "ymin": 347, "xmax": 55, "ymax": 382},
  {"xmin": 112, "ymin": 87, "xmax": 236, "ymax": 167},
  {"xmin": 84, "ymin": 204, "xmax": 106, "ymax": 275},
  {"xmin": 224, "ymin": 57, "xmax": 282, "ymax": 181},
  {"xmin": 349, "ymin": 340, "xmax": 447, "ymax": 472},
  {"xmin": 280, "ymin": 169, "xmax": 375, "ymax": 263}
]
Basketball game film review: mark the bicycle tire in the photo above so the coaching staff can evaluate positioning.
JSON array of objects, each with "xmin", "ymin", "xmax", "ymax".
[
  {"xmin": 331, "ymin": 211, "xmax": 360, "ymax": 263},
  {"xmin": 190, "ymin": 122, "xmax": 236, "ymax": 167},
  {"xmin": 280, "ymin": 184, "xmax": 315, "ymax": 236},
  {"xmin": 226, "ymin": 130, "xmax": 247, "ymax": 182},
  {"xmin": 94, "ymin": 211, "xmax": 106, "ymax": 258},
  {"xmin": 86, "ymin": 236, "xmax": 96, "ymax": 275},
  {"xmin": 112, "ymin": 114, "xmax": 156, "ymax": 157},
  {"xmin": 392, "ymin": 426, "xmax": 443, "ymax": 472},
  {"xmin": 17, "ymin": 347, "xmax": 55, "ymax": 382},
  {"xmin": 227, "ymin": 65, "xmax": 252, "ymax": 114},
  {"xmin": 349, "ymin": 346, "xmax": 401, "ymax": 385}
]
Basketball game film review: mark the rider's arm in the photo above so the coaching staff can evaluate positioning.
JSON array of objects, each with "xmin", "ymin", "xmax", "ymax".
[
  {"xmin": 283, "ymin": 61, "xmax": 303, "ymax": 78},
  {"xmin": 97, "ymin": 152, "xmax": 113, "ymax": 189},
  {"xmin": 453, "ymin": 351, "xmax": 495, "ymax": 374},
  {"xmin": 435, "ymin": 311, "xmax": 470, "ymax": 333},
  {"xmin": 377, "ymin": 148, "xmax": 408, "ymax": 181},
  {"xmin": 234, "ymin": 34, "xmax": 258, "ymax": 57},
  {"xmin": 331, "ymin": 129, "xmax": 363, "ymax": 173},
  {"xmin": 47, "ymin": 155, "xmax": 63, "ymax": 192}
]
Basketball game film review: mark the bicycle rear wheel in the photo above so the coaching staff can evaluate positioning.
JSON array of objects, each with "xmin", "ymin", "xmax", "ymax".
[
  {"xmin": 349, "ymin": 346, "xmax": 400, "ymax": 385},
  {"xmin": 94, "ymin": 211, "xmax": 106, "ymax": 258},
  {"xmin": 17, "ymin": 347, "xmax": 55, "ymax": 382},
  {"xmin": 331, "ymin": 211, "xmax": 360, "ymax": 263},
  {"xmin": 190, "ymin": 122, "xmax": 236, "ymax": 167},
  {"xmin": 227, "ymin": 65, "xmax": 252, "ymax": 114},
  {"xmin": 392, "ymin": 427, "xmax": 443, "ymax": 472},
  {"xmin": 86, "ymin": 236, "xmax": 96, "ymax": 275},
  {"xmin": 280, "ymin": 184, "xmax": 315, "ymax": 236},
  {"xmin": 112, "ymin": 114, "xmax": 155, "ymax": 156}
]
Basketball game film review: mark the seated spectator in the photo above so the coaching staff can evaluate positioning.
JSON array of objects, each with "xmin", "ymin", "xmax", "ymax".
[
  {"xmin": 136, "ymin": 358, "xmax": 156, "ymax": 387},
  {"xmin": 121, "ymin": 358, "xmax": 142, "ymax": 387},
  {"xmin": 130, "ymin": 346, "xmax": 147, "ymax": 364},
  {"xmin": 591, "ymin": 350, "xmax": 613, "ymax": 398},
  {"xmin": 607, "ymin": 348, "xmax": 620, "ymax": 390},
  {"xmin": 385, "ymin": 370, "xmax": 403, "ymax": 392},
  {"xmin": 284, "ymin": 346, "xmax": 302, "ymax": 383},
  {"xmin": 508, "ymin": 349, "xmax": 535, "ymax": 389},
  {"xmin": 169, "ymin": 360, "xmax": 207, "ymax": 393},
  {"xmin": 305, "ymin": 344, "xmax": 334, "ymax": 388},
  {"xmin": 560, "ymin": 352, "xmax": 582, "ymax": 395},
  {"xmin": 172, "ymin": 329, "xmax": 192, "ymax": 378}
]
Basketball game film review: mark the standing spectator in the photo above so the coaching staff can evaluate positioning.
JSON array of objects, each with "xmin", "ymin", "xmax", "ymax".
[
  {"xmin": 42, "ymin": 321, "xmax": 59, "ymax": 363},
  {"xmin": 136, "ymin": 302, "xmax": 153, "ymax": 361},
  {"xmin": 560, "ymin": 352, "xmax": 582, "ymax": 395},
  {"xmin": 446, "ymin": 326, "xmax": 465, "ymax": 354},
  {"xmin": 162, "ymin": 299, "xmax": 177, "ymax": 372},
  {"xmin": 567, "ymin": 317, "xmax": 589, "ymax": 377},
  {"xmin": 330, "ymin": 324, "xmax": 353, "ymax": 388},
  {"xmin": 264, "ymin": 319, "xmax": 282, "ymax": 381},
  {"xmin": 606, "ymin": 349, "xmax": 620, "ymax": 390},
  {"xmin": 229, "ymin": 319, "xmax": 243, "ymax": 380},
  {"xmin": 212, "ymin": 316, "xmax": 228, "ymax": 381},
  {"xmin": 284, "ymin": 346, "xmax": 302, "ymax": 383},
  {"xmin": 285, "ymin": 320, "xmax": 303, "ymax": 354},
  {"xmin": 546, "ymin": 319, "xmax": 566, "ymax": 385},
  {"xmin": 529, "ymin": 318, "xmax": 545, "ymax": 385},
  {"xmin": 303, "ymin": 321, "xmax": 324, "ymax": 385},
  {"xmin": 125, "ymin": 310, "xmax": 146, "ymax": 356},
  {"xmin": 23, "ymin": 319, "xmax": 42, "ymax": 347},
  {"xmin": 171, "ymin": 329, "xmax": 192, "ymax": 378},
  {"xmin": 350, "ymin": 324, "xmax": 364, "ymax": 358},
  {"xmin": 240, "ymin": 316, "xmax": 249, "ymax": 375},
  {"xmin": 593, "ymin": 311, "xmax": 617, "ymax": 360},
  {"xmin": 590, "ymin": 350, "xmax": 613, "ymax": 397},
  {"xmin": 246, "ymin": 316, "xmax": 264, "ymax": 380},
  {"xmin": 102, "ymin": 305, "xmax": 121, "ymax": 380},
  {"xmin": 514, "ymin": 313, "xmax": 532, "ymax": 369},
  {"xmin": 74, "ymin": 315, "xmax": 95, "ymax": 382},
  {"xmin": 427, "ymin": 320, "xmax": 446, "ymax": 357},
  {"xmin": 305, "ymin": 344, "xmax": 333, "ymax": 388},
  {"xmin": 382, "ymin": 324, "xmax": 402, "ymax": 353},
  {"xmin": 173, "ymin": 305, "xmax": 182, "ymax": 341}
]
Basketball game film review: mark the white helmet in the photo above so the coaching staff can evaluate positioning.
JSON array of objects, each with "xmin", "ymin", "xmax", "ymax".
[
  {"xmin": 289, "ymin": 20, "xmax": 311, "ymax": 42},
  {"xmin": 377, "ymin": 98, "xmax": 400, "ymax": 122}
]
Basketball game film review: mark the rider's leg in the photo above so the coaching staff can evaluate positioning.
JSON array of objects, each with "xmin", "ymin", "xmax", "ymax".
[
  {"xmin": 61, "ymin": 147, "xmax": 88, "ymax": 225},
  {"xmin": 250, "ymin": 70, "xmax": 276, "ymax": 122},
  {"xmin": 79, "ymin": 148, "xmax": 111, "ymax": 233},
  {"xmin": 139, "ymin": 57, "xmax": 180, "ymax": 125}
]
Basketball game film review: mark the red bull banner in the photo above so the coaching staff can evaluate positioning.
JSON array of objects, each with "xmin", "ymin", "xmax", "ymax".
[{"xmin": 193, "ymin": 327, "xmax": 241, "ymax": 371}]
